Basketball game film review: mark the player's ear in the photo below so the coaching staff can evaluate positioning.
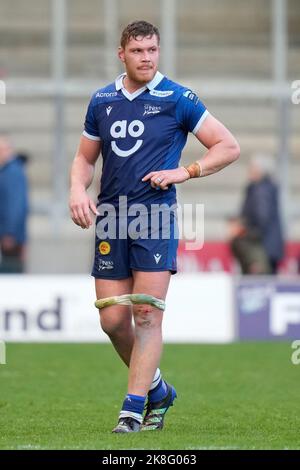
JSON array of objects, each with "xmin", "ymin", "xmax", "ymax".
[{"xmin": 118, "ymin": 47, "xmax": 125, "ymax": 63}]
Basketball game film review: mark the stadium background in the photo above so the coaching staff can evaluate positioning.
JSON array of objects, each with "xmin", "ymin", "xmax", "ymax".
[{"xmin": 1, "ymin": 0, "xmax": 300, "ymax": 450}]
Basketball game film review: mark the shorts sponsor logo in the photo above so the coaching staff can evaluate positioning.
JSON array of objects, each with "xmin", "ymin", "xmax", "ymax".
[
  {"xmin": 98, "ymin": 259, "xmax": 114, "ymax": 271},
  {"xmin": 99, "ymin": 241, "xmax": 111, "ymax": 255}
]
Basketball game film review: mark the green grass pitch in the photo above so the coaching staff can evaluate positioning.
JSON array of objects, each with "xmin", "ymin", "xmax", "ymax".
[{"xmin": 0, "ymin": 342, "xmax": 299, "ymax": 450}]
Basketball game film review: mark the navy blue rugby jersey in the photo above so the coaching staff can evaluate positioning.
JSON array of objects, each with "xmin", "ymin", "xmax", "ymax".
[{"xmin": 83, "ymin": 71, "xmax": 209, "ymax": 209}]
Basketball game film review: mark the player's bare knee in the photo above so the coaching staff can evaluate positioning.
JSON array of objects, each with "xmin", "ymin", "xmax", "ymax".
[
  {"xmin": 101, "ymin": 318, "xmax": 130, "ymax": 338},
  {"xmin": 132, "ymin": 304, "xmax": 162, "ymax": 329},
  {"xmin": 99, "ymin": 313, "xmax": 131, "ymax": 337}
]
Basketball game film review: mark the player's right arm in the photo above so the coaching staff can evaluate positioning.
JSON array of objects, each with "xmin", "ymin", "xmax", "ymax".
[{"xmin": 69, "ymin": 135, "xmax": 101, "ymax": 229}]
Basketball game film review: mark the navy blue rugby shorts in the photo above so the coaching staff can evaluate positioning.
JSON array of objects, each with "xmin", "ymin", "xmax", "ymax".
[{"xmin": 91, "ymin": 211, "xmax": 178, "ymax": 279}]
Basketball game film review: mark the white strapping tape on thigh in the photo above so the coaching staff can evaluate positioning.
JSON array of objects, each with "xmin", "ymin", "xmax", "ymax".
[{"xmin": 95, "ymin": 294, "xmax": 165, "ymax": 311}]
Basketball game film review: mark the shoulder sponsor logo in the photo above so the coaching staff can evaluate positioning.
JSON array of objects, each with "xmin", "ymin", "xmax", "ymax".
[
  {"xmin": 143, "ymin": 104, "xmax": 161, "ymax": 116},
  {"xmin": 183, "ymin": 90, "xmax": 200, "ymax": 105},
  {"xmin": 96, "ymin": 91, "xmax": 118, "ymax": 98},
  {"xmin": 183, "ymin": 90, "xmax": 194, "ymax": 99},
  {"xmin": 154, "ymin": 253, "xmax": 162, "ymax": 264},
  {"xmin": 149, "ymin": 90, "xmax": 174, "ymax": 98}
]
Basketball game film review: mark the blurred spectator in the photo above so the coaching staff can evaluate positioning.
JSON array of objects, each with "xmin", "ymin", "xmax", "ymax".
[
  {"xmin": 227, "ymin": 216, "xmax": 271, "ymax": 274},
  {"xmin": 0, "ymin": 135, "xmax": 29, "ymax": 273},
  {"xmin": 241, "ymin": 154, "xmax": 284, "ymax": 274}
]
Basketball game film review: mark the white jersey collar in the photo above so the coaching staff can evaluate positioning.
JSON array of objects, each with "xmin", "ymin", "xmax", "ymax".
[{"xmin": 115, "ymin": 71, "xmax": 164, "ymax": 101}]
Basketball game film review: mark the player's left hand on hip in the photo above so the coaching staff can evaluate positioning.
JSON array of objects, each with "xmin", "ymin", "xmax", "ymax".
[{"xmin": 142, "ymin": 167, "xmax": 190, "ymax": 190}]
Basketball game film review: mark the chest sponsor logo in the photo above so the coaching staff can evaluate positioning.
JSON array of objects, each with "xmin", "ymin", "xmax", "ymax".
[
  {"xmin": 149, "ymin": 90, "xmax": 174, "ymax": 97},
  {"xmin": 96, "ymin": 91, "xmax": 118, "ymax": 98},
  {"xmin": 143, "ymin": 104, "xmax": 161, "ymax": 116},
  {"xmin": 110, "ymin": 119, "xmax": 145, "ymax": 157}
]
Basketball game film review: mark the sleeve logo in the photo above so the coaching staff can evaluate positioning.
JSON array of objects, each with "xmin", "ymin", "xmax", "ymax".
[{"xmin": 183, "ymin": 90, "xmax": 200, "ymax": 105}]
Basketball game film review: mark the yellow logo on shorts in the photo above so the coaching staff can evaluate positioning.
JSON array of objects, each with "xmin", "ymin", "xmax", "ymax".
[{"xmin": 99, "ymin": 241, "xmax": 111, "ymax": 255}]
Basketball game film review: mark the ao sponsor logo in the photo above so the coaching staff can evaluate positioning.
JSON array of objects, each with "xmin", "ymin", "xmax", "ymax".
[{"xmin": 110, "ymin": 119, "xmax": 144, "ymax": 157}]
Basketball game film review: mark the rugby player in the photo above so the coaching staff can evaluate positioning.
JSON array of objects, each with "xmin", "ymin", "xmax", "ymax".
[{"xmin": 69, "ymin": 20, "xmax": 240, "ymax": 433}]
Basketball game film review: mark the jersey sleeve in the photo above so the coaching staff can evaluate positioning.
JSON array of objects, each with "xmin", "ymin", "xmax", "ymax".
[
  {"xmin": 176, "ymin": 90, "xmax": 209, "ymax": 134},
  {"xmin": 83, "ymin": 96, "xmax": 101, "ymax": 141}
]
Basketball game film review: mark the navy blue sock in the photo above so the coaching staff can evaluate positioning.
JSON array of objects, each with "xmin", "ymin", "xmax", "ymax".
[
  {"xmin": 148, "ymin": 379, "xmax": 168, "ymax": 403},
  {"xmin": 121, "ymin": 394, "xmax": 146, "ymax": 417}
]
